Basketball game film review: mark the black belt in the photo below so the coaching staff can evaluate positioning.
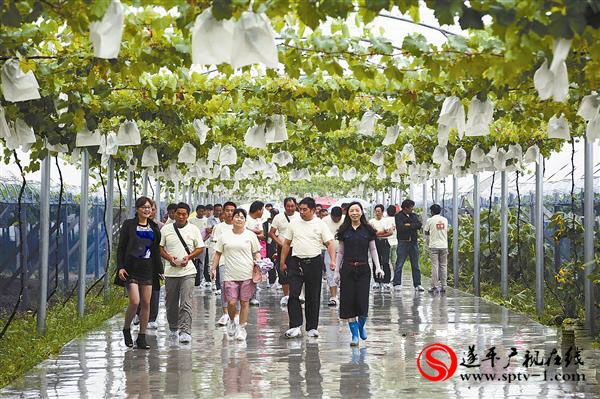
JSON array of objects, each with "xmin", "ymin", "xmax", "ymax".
[
  {"xmin": 294, "ymin": 255, "xmax": 321, "ymax": 264},
  {"xmin": 346, "ymin": 261, "xmax": 368, "ymax": 267}
]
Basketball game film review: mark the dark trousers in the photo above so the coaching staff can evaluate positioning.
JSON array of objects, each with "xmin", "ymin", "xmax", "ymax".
[
  {"xmin": 393, "ymin": 241, "xmax": 421, "ymax": 287},
  {"xmin": 201, "ymin": 251, "xmax": 220, "ymax": 288},
  {"xmin": 136, "ymin": 287, "xmax": 160, "ymax": 322},
  {"xmin": 215, "ymin": 266, "xmax": 221, "ymax": 290},
  {"xmin": 203, "ymin": 250, "xmax": 211, "ymax": 282},
  {"xmin": 276, "ymin": 246, "xmax": 291, "ymax": 285},
  {"xmin": 288, "ymin": 256, "xmax": 323, "ymax": 330},
  {"xmin": 374, "ymin": 240, "xmax": 391, "ymax": 283},
  {"xmin": 267, "ymin": 242, "xmax": 278, "ymax": 284},
  {"xmin": 194, "ymin": 255, "xmax": 204, "ymax": 286}
]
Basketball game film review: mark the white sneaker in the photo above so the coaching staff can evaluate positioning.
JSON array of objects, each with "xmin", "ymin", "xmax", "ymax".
[
  {"xmin": 280, "ymin": 296, "xmax": 289, "ymax": 306},
  {"xmin": 266, "ymin": 283, "xmax": 271, "ymax": 288},
  {"xmin": 217, "ymin": 313, "xmax": 230, "ymax": 326},
  {"xmin": 372, "ymin": 283, "xmax": 380, "ymax": 290},
  {"xmin": 132, "ymin": 314, "xmax": 140, "ymax": 326},
  {"xmin": 169, "ymin": 330, "xmax": 179, "ymax": 340},
  {"xmin": 235, "ymin": 326, "xmax": 247, "ymax": 341},
  {"xmin": 203, "ymin": 281, "xmax": 212, "ymax": 289},
  {"xmin": 147, "ymin": 321, "xmax": 158, "ymax": 330},
  {"xmin": 250, "ymin": 298, "xmax": 260, "ymax": 306},
  {"xmin": 307, "ymin": 329, "xmax": 319, "ymax": 338},
  {"xmin": 255, "ymin": 285, "xmax": 262, "ymax": 291},
  {"xmin": 214, "ymin": 289, "xmax": 221, "ymax": 296},
  {"xmin": 179, "ymin": 332, "xmax": 192, "ymax": 343},
  {"xmin": 384, "ymin": 283, "xmax": 393, "ymax": 290},
  {"xmin": 415, "ymin": 285, "xmax": 425, "ymax": 292},
  {"xmin": 211, "ymin": 283, "xmax": 217, "ymax": 291},
  {"xmin": 227, "ymin": 320, "xmax": 237, "ymax": 337},
  {"xmin": 394, "ymin": 285, "xmax": 402, "ymax": 291},
  {"xmin": 285, "ymin": 327, "xmax": 302, "ymax": 338}
]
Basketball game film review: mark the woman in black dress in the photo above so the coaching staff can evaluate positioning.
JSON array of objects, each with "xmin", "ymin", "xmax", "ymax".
[
  {"xmin": 334, "ymin": 201, "xmax": 384, "ymax": 346},
  {"xmin": 117, "ymin": 196, "xmax": 163, "ymax": 349}
]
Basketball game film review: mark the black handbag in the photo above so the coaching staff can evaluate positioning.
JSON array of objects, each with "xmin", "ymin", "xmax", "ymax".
[{"xmin": 113, "ymin": 270, "xmax": 126, "ymax": 287}]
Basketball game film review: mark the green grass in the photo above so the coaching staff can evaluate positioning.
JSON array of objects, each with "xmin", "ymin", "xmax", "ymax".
[
  {"xmin": 445, "ymin": 271, "xmax": 600, "ymax": 347},
  {"xmin": 0, "ymin": 290, "xmax": 127, "ymax": 388}
]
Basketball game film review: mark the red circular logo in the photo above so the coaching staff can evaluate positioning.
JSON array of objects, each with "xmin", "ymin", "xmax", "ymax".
[{"xmin": 417, "ymin": 343, "xmax": 458, "ymax": 382}]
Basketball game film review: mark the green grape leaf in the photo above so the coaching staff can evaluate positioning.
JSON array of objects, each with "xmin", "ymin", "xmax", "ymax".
[
  {"xmin": 1, "ymin": 2, "xmax": 21, "ymax": 27},
  {"xmin": 297, "ymin": 1, "xmax": 321, "ymax": 30},
  {"xmin": 402, "ymin": 33, "xmax": 429, "ymax": 56},
  {"xmin": 459, "ymin": 6, "xmax": 484, "ymax": 30},
  {"xmin": 489, "ymin": 4, "xmax": 516, "ymax": 26},
  {"xmin": 319, "ymin": 0, "xmax": 354, "ymax": 19}
]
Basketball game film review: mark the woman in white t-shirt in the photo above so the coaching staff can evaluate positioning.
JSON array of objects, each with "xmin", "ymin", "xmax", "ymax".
[{"xmin": 211, "ymin": 208, "xmax": 260, "ymax": 341}]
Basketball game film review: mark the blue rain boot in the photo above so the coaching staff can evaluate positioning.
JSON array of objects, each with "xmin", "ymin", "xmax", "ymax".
[
  {"xmin": 349, "ymin": 321, "xmax": 360, "ymax": 346},
  {"xmin": 358, "ymin": 316, "xmax": 368, "ymax": 340}
]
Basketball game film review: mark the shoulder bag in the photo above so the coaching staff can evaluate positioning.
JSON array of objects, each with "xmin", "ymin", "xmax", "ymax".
[{"xmin": 173, "ymin": 224, "xmax": 205, "ymax": 286}]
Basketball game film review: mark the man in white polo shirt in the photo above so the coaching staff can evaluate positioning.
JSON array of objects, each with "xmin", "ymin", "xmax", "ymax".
[
  {"xmin": 280, "ymin": 197, "xmax": 336, "ymax": 338},
  {"xmin": 423, "ymin": 204, "xmax": 449, "ymax": 294},
  {"xmin": 246, "ymin": 200, "xmax": 265, "ymax": 306},
  {"xmin": 322, "ymin": 206, "xmax": 344, "ymax": 306},
  {"xmin": 211, "ymin": 201, "xmax": 236, "ymax": 326},
  {"xmin": 160, "ymin": 202, "xmax": 204, "ymax": 344},
  {"xmin": 269, "ymin": 197, "xmax": 300, "ymax": 306},
  {"xmin": 369, "ymin": 204, "xmax": 394, "ymax": 290},
  {"xmin": 189, "ymin": 204, "xmax": 208, "ymax": 286}
]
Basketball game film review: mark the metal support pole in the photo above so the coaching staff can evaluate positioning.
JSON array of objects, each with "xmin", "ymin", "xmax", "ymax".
[
  {"xmin": 473, "ymin": 173, "xmax": 480, "ymax": 297},
  {"xmin": 104, "ymin": 159, "xmax": 114, "ymax": 295},
  {"xmin": 20, "ymin": 206, "xmax": 30, "ymax": 309},
  {"xmin": 535, "ymin": 156, "xmax": 544, "ymax": 316},
  {"xmin": 433, "ymin": 179, "xmax": 439, "ymax": 204},
  {"xmin": 584, "ymin": 138, "xmax": 596, "ymax": 334},
  {"xmin": 409, "ymin": 184, "xmax": 414, "ymax": 201},
  {"xmin": 62, "ymin": 205, "xmax": 70, "ymax": 296},
  {"xmin": 78, "ymin": 149, "xmax": 89, "ymax": 317},
  {"xmin": 500, "ymin": 171, "xmax": 508, "ymax": 298},
  {"xmin": 141, "ymin": 169, "xmax": 148, "ymax": 197},
  {"xmin": 126, "ymin": 169, "xmax": 134, "ymax": 218},
  {"xmin": 453, "ymin": 175, "xmax": 459, "ymax": 289},
  {"xmin": 37, "ymin": 153, "xmax": 51, "ymax": 334},
  {"xmin": 94, "ymin": 204, "xmax": 100, "ymax": 279},
  {"xmin": 175, "ymin": 181, "xmax": 180, "ymax": 203},
  {"xmin": 188, "ymin": 184, "xmax": 193, "ymax": 206},
  {"xmin": 422, "ymin": 182, "xmax": 427, "ymax": 222},
  {"xmin": 154, "ymin": 177, "xmax": 161, "ymax": 223}
]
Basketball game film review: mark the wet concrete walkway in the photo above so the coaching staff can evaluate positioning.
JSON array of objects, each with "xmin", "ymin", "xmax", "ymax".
[{"xmin": 2, "ymin": 273, "xmax": 598, "ymax": 398}]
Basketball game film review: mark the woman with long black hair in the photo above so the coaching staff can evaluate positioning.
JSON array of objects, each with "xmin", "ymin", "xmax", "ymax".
[
  {"xmin": 117, "ymin": 196, "xmax": 164, "ymax": 349},
  {"xmin": 334, "ymin": 201, "xmax": 384, "ymax": 346}
]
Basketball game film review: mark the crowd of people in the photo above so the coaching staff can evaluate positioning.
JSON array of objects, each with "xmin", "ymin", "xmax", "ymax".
[{"xmin": 116, "ymin": 195, "xmax": 449, "ymax": 349}]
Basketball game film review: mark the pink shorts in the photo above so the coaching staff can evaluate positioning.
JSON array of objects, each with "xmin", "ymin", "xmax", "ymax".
[{"xmin": 223, "ymin": 280, "xmax": 256, "ymax": 302}]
